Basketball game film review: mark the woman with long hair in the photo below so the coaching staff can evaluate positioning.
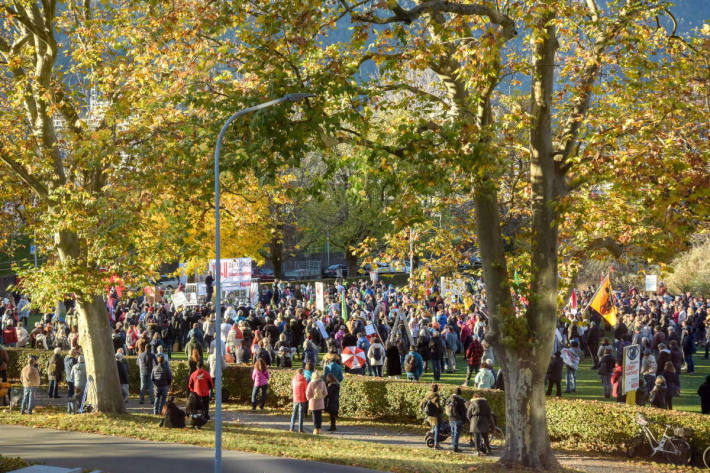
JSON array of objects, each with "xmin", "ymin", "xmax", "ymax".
[{"xmin": 251, "ymin": 358, "xmax": 270, "ymax": 410}]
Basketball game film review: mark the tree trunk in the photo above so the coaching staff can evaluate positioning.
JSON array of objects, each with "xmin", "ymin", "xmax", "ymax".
[
  {"xmin": 345, "ymin": 250, "xmax": 358, "ymax": 279},
  {"xmin": 497, "ymin": 348, "xmax": 557, "ymax": 469},
  {"xmin": 269, "ymin": 229, "xmax": 283, "ymax": 279},
  {"xmin": 55, "ymin": 230, "xmax": 125, "ymax": 414},
  {"xmin": 76, "ymin": 295, "xmax": 126, "ymax": 413}
]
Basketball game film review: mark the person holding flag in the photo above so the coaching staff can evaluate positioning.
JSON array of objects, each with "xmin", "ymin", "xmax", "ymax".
[{"xmin": 588, "ymin": 275, "xmax": 618, "ymax": 327}]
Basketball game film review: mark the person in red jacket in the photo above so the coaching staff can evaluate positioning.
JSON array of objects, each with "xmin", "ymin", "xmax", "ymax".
[
  {"xmin": 188, "ymin": 361, "xmax": 213, "ymax": 419},
  {"xmin": 463, "ymin": 338, "xmax": 483, "ymax": 387},
  {"xmin": 611, "ymin": 362, "xmax": 625, "ymax": 403},
  {"xmin": 289, "ymin": 368, "xmax": 308, "ymax": 433}
]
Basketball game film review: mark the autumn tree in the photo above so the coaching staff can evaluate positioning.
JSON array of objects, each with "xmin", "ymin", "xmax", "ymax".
[
  {"xmin": 0, "ymin": 1, "xmax": 214, "ymax": 412},
  {"xmin": 209, "ymin": 0, "xmax": 709, "ymax": 468}
]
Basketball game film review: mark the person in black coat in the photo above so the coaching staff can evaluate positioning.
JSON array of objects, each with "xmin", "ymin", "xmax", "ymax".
[
  {"xmin": 660, "ymin": 361, "xmax": 679, "ymax": 410},
  {"xmin": 650, "ymin": 376, "xmax": 668, "ymax": 409},
  {"xmin": 546, "ymin": 352, "xmax": 563, "ymax": 397},
  {"xmin": 698, "ymin": 375, "xmax": 710, "ymax": 414},
  {"xmin": 586, "ymin": 321, "xmax": 601, "ymax": 368},
  {"xmin": 385, "ymin": 340, "xmax": 402, "ymax": 377},
  {"xmin": 186, "ymin": 392, "xmax": 207, "ymax": 429},
  {"xmin": 325, "ymin": 374, "xmax": 340, "ymax": 432},
  {"xmin": 160, "ymin": 397, "xmax": 186, "ymax": 428},
  {"xmin": 467, "ymin": 396, "xmax": 494, "ymax": 455}
]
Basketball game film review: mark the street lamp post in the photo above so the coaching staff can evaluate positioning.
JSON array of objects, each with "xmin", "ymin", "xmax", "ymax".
[{"xmin": 213, "ymin": 93, "xmax": 313, "ymax": 473}]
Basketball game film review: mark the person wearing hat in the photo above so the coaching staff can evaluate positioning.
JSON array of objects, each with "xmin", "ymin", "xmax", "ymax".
[
  {"xmin": 116, "ymin": 349, "xmax": 130, "ymax": 403},
  {"xmin": 20, "ymin": 356, "xmax": 40, "ymax": 414}
]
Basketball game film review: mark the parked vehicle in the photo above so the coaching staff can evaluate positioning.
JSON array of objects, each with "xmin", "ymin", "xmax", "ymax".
[
  {"xmin": 253, "ymin": 268, "xmax": 275, "ymax": 282},
  {"xmin": 322, "ymin": 264, "xmax": 348, "ymax": 278}
]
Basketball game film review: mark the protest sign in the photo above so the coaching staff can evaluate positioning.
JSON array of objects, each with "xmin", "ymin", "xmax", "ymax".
[
  {"xmin": 623, "ymin": 344, "xmax": 641, "ymax": 394},
  {"xmin": 645, "ymin": 275, "xmax": 658, "ymax": 292},
  {"xmin": 172, "ymin": 291, "xmax": 188, "ymax": 308},
  {"xmin": 316, "ymin": 320, "xmax": 329, "ymax": 340},
  {"xmin": 315, "ymin": 282, "xmax": 325, "ymax": 311}
]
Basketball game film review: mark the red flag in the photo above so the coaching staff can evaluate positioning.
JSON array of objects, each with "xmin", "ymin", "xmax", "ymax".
[{"xmin": 568, "ymin": 289, "xmax": 577, "ymax": 310}]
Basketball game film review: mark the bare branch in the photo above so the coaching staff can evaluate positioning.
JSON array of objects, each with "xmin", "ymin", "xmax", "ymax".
[
  {"xmin": 369, "ymin": 83, "xmax": 450, "ymax": 107},
  {"xmin": 351, "ymin": 0, "xmax": 516, "ymax": 39}
]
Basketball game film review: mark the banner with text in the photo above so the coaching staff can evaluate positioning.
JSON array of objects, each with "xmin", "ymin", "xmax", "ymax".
[{"xmin": 209, "ymin": 258, "xmax": 252, "ymax": 289}]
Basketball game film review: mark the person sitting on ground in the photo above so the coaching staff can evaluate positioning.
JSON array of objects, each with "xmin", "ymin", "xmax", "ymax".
[
  {"xmin": 160, "ymin": 396, "xmax": 186, "ymax": 428},
  {"xmin": 185, "ymin": 391, "xmax": 207, "ymax": 429}
]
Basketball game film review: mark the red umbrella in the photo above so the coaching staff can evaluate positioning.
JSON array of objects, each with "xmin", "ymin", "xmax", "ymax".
[{"xmin": 341, "ymin": 346, "xmax": 366, "ymax": 369}]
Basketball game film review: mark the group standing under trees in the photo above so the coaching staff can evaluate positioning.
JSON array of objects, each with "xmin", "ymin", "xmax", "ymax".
[{"xmin": 1, "ymin": 0, "xmax": 708, "ymax": 469}]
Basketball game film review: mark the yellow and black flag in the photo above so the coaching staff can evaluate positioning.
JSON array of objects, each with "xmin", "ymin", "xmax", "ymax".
[{"xmin": 589, "ymin": 275, "xmax": 618, "ymax": 326}]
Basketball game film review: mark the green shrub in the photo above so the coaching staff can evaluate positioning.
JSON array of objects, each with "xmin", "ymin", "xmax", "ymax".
[
  {"xmin": 0, "ymin": 455, "xmax": 29, "ymax": 473},
  {"xmin": 5, "ymin": 348, "xmax": 504, "ymax": 422},
  {"xmin": 547, "ymin": 399, "xmax": 710, "ymax": 454},
  {"xmin": 7, "ymin": 348, "xmax": 710, "ymax": 457}
]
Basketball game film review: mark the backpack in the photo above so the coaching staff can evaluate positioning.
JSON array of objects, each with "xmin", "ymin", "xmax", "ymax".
[
  {"xmin": 313, "ymin": 383, "xmax": 326, "ymax": 400},
  {"xmin": 444, "ymin": 397, "xmax": 454, "ymax": 418},
  {"xmin": 372, "ymin": 346, "xmax": 382, "ymax": 361},
  {"xmin": 423, "ymin": 398, "xmax": 439, "ymax": 417},
  {"xmin": 404, "ymin": 354, "xmax": 416, "ymax": 372}
]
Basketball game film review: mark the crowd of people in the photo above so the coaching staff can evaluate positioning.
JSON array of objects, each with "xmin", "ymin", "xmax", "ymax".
[{"xmin": 1, "ymin": 274, "xmax": 709, "ymax": 438}]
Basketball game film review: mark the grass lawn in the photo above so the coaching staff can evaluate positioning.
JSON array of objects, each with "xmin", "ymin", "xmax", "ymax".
[{"xmin": 0, "ymin": 408, "xmax": 570, "ymax": 473}]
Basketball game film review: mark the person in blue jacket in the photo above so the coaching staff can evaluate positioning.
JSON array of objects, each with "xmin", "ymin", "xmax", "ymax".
[
  {"xmin": 404, "ymin": 348, "xmax": 424, "ymax": 381},
  {"xmin": 323, "ymin": 353, "xmax": 344, "ymax": 383}
]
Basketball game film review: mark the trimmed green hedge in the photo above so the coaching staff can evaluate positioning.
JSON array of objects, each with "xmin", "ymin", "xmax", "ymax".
[
  {"xmin": 4, "ymin": 348, "xmax": 505, "ymax": 422},
  {"xmin": 547, "ymin": 398, "xmax": 710, "ymax": 455},
  {"xmin": 7, "ymin": 348, "xmax": 710, "ymax": 460}
]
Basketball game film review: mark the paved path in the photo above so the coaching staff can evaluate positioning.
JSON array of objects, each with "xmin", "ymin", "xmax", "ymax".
[
  {"xmin": 9, "ymin": 391, "xmax": 669, "ymax": 473},
  {"xmin": 1, "ymin": 425, "xmax": 385, "ymax": 473}
]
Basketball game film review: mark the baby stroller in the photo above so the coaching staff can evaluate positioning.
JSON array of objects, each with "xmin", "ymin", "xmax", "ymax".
[{"xmin": 425, "ymin": 422, "xmax": 451, "ymax": 448}]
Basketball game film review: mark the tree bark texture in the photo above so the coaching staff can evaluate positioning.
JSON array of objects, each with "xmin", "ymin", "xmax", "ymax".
[{"xmin": 56, "ymin": 230, "xmax": 126, "ymax": 414}]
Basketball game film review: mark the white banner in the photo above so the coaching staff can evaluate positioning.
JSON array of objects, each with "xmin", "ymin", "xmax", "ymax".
[
  {"xmin": 315, "ymin": 282, "xmax": 325, "ymax": 311},
  {"xmin": 316, "ymin": 320, "xmax": 329, "ymax": 339},
  {"xmin": 209, "ymin": 258, "xmax": 252, "ymax": 288},
  {"xmin": 645, "ymin": 275, "xmax": 657, "ymax": 292},
  {"xmin": 623, "ymin": 344, "xmax": 641, "ymax": 394},
  {"xmin": 369, "ymin": 270, "xmax": 378, "ymax": 282},
  {"xmin": 172, "ymin": 291, "xmax": 188, "ymax": 308},
  {"xmin": 440, "ymin": 277, "xmax": 466, "ymax": 298},
  {"xmin": 365, "ymin": 323, "xmax": 376, "ymax": 336}
]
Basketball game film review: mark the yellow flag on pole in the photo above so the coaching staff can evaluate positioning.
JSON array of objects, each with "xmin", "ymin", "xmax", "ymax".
[{"xmin": 590, "ymin": 275, "xmax": 618, "ymax": 326}]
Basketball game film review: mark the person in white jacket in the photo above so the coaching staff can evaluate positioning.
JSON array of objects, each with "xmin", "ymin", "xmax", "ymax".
[{"xmin": 367, "ymin": 340, "xmax": 386, "ymax": 377}]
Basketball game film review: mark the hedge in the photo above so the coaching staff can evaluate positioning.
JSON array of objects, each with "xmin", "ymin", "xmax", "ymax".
[
  {"xmin": 547, "ymin": 398, "xmax": 710, "ymax": 455},
  {"xmin": 4, "ymin": 348, "xmax": 505, "ymax": 423},
  {"xmin": 9, "ymin": 347, "xmax": 709, "ymax": 457}
]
